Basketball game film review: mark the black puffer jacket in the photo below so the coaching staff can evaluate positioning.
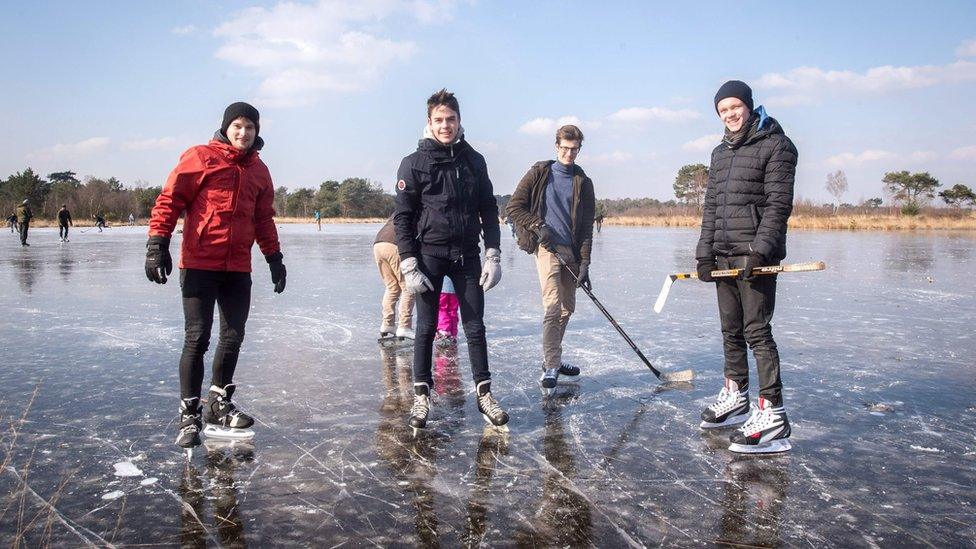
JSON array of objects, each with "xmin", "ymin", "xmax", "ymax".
[
  {"xmin": 696, "ymin": 113, "xmax": 797, "ymax": 262},
  {"xmin": 394, "ymin": 137, "xmax": 500, "ymax": 261}
]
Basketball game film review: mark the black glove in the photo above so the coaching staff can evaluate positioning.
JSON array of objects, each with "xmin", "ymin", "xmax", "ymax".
[
  {"xmin": 266, "ymin": 252, "xmax": 286, "ymax": 293},
  {"xmin": 739, "ymin": 252, "xmax": 765, "ymax": 281},
  {"xmin": 145, "ymin": 236, "xmax": 172, "ymax": 284},
  {"xmin": 533, "ymin": 223, "xmax": 554, "ymax": 250},
  {"xmin": 696, "ymin": 258, "xmax": 717, "ymax": 283},
  {"xmin": 576, "ymin": 261, "xmax": 591, "ymax": 290}
]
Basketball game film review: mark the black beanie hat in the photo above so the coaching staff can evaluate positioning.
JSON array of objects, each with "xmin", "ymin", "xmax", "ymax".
[
  {"xmin": 713, "ymin": 80, "xmax": 753, "ymax": 114},
  {"xmin": 221, "ymin": 102, "xmax": 260, "ymax": 136}
]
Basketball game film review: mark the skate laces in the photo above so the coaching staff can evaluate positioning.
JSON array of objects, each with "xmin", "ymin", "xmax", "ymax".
[
  {"xmin": 707, "ymin": 386, "xmax": 738, "ymax": 414},
  {"xmin": 411, "ymin": 394, "xmax": 430, "ymax": 418},
  {"xmin": 478, "ymin": 391, "xmax": 504, "ymax": 420},
  {"xmin": 740, "ymin": 406, "xmax": 780, "ymax": 435}
]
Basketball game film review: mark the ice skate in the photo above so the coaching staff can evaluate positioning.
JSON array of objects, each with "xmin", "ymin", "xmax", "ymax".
[
  {"xmin": 476, "ymin": 380, "xmax": 509, "ymax": 432},
  {"xmin": 409, "ymin": 382, "xmax": 431, "ymax": 436},
  {"xmin": 700, "ymin": 378, "xmax": 751, "ymax": 429},
  {"xmin": 202, "ymin": 383, "xmax": 255, "ymax": 441},
  {"xmin": 539, "ymin": 367, "xmax": 559, "ymax": 395},
  {"xmin": 558, "ymin": 362, "xmax": 581, "ymax": 377},
  {"xmin": 728, "ymin": 397, "xmax": 792, "ymax": 454},
  {"xmin": 395, "ymin": 326, "xmax": 415, "ymax": 341},
  {"xmin": 176, "ymin": 397, "xmax": 202, "ymax": 459}
]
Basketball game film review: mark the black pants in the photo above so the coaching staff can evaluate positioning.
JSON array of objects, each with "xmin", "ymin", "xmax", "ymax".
[
  {"xmin": 19, "ymin": 221, "xmax": 28, "ymax": 245},
  {"xmin": 715, "ymin": 255, "xmax": 783, "ymax": 405},
  {"xmin": 178, "ymin": 269, "xmax": 252, "ymax": 399},
  {"xmin": 59, "ymin": 223, "xmax": 69, "ymax": 239},
  {"xmin": 412, "ymin": 254, "xmax": 491, "ymax": 387}
]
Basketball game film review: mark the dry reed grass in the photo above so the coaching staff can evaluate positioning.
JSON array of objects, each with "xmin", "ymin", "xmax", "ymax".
[{"xmin": 600, "ymin": 213, "xmax": 976, "ymax": 231}]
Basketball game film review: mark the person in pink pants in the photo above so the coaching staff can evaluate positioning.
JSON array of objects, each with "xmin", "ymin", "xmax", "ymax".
[{"xmin": 435, "ymin": 277, "xmax": 459, "ymax": 345}]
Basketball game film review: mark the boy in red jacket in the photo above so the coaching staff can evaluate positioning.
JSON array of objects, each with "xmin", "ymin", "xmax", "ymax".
[{"xmin": 145, "ymin": 102, "xmax": 286, "ymax": 454}]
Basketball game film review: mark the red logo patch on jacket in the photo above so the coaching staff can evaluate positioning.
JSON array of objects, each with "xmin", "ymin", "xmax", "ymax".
[{"xmin": 397, "ymin": 179, "xmax": 406, "ymax": 191}]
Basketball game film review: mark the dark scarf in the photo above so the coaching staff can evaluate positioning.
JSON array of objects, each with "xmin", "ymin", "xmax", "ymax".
[{"xmin": 723, "ymin": 113, "xmax": 757, "ymax": 149}]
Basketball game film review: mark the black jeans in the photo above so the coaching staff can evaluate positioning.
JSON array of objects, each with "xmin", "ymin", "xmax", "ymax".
[
  {"xmin": 59, "ymin": 223, "xmax": 69, "ymax": 239},
  {"xmin": 715, "ymin": 255, "xmax": 783, "ymax": 405},
  {"xmin": 412, "ymin": 254, "xmax": 491, "ymax": 387},
  {"xmin": 19, "ymin": 221, "xmax": 28, "ymax": 245},
  {"xmin": 178, "ymin": 269, "xmax": 252, "ymax": 399}
]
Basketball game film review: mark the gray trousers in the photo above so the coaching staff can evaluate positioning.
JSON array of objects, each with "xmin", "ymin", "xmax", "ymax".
[{"xmin": 715, "ymin": 255, "xmax": 783, "ymax": 405}]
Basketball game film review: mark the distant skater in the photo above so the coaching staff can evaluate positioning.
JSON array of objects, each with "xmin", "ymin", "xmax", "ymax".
[
  {"xmin": 16, "ymin": 199, "xmax": 32, "ymax": 246},
  {"xmin": 146, "ymin": 101, "xmax": 286, "ymax": 456},
  {"xmin": 93, "ymin": 213, "xmax": 107, "ymax": 232},
  {"xmin": 594, "ymin": 214, "xmax": 604, "ymax": 233},
  {"xmin": 696, "ymin": 80, "xmax": 797, "ymax": 454},
  {"xmin": 373, "ymin": 217, "xmax": 415, "ymax": 343},
  {"xmin": 314, "ymin": 209, "xmax": 322, "ymax": 231},
  {"xmin": 7, "ymin": 214, "xmax": 17, "ymax": 233},
  {"xmin": 128, "ymin": 213, "xmax": 135, "ymax": 225},
  {"xmin": 58, "ymin": 204, "xmax": 73, "ymax": 242}
]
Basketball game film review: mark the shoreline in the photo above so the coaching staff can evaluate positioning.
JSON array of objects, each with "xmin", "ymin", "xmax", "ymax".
[{"xmin": 16, "ymin": 213, "xmax": 975, "ymax": 231}]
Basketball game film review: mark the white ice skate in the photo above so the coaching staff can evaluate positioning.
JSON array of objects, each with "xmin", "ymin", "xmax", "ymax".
[
  {"xmin": 728, "ymin": 397, "xmax": 792, "ymax": 454},
  {"xmin": 700, "ymin": 378, "xmax": 751, "ymax": 429},
  {"xmin": 202, "ymin": 384, "xmax": 256, "ymax": 441}
]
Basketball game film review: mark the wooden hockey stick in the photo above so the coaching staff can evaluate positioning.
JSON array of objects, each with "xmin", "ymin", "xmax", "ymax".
[{"xmin": 653, "ymin": 261, "xmax": 826, "ymax": 314}]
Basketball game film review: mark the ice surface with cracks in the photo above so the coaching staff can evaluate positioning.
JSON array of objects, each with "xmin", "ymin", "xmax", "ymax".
[{"xmin": 0, "ymin": 224, "xmax": 974, "ymax": 546}]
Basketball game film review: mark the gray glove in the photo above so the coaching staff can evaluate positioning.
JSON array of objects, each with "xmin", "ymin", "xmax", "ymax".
[
  {"xmin": 576, "ymin": 261, "xmax": 591, "ymax": 290},
  {"xmin": 479, "ymin": 248, "xmax": 501, "ymax": 291},
  {"xmin": 401, "ymin": 257, "xmax": 434, "ymax": 294}
]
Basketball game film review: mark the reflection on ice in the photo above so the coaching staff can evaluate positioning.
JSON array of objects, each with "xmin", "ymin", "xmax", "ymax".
[{"xmin": 0, "ymin": 225, "xmax": 974, "ymax": 546}]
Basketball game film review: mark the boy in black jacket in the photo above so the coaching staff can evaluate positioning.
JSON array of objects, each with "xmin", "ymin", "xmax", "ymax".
[
  {"xmin": 696, "ymin": 80, "xmax": 797, "ymax": 454},
  {"xmin": 393, "ymin": 89, "xmax": 508, "ymax": 434}
]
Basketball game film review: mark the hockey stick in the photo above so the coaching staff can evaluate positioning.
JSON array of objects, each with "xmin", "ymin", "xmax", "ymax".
[
  {"xmin": 653, "ymin": 260, "xmax": 826, "ymax": 314},
  {"xmin": 553, "ymin": 251, "xmax": 695, "ymax": 383}
]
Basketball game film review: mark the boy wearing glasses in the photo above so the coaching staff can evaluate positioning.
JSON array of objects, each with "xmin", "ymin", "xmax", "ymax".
[{"xmin": 506, "ymin": 125, "xmax": 596, "ymax": 394}]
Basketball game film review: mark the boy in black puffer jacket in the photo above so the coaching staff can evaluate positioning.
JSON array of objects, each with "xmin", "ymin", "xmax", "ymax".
[{"xmin": 696, "ymin": 80, "xmax": 797, "ymax": 454}]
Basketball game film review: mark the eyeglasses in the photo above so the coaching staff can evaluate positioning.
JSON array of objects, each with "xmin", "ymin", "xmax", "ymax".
[{"xmin": 557, "ymin": 145, "xmax": 581, "ymax": 154}]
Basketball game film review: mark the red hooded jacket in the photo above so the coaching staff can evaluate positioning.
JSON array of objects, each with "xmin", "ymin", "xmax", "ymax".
[{"xmin": 149, "ymin": 139, "xmax": 280, "ymax": 272}]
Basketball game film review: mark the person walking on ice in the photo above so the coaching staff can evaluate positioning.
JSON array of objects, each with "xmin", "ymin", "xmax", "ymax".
[
  {"xmin": 696, "ymin": 80, "xmax": 797, "ymax": 454},
  {"xmin": 374, "ymin": 216, "xmax": 415, "ymax": 344},
  {"xmin": 58, "ymin": 205, "xmax": 73, "ymax": 242},
  {"xmin": 16, "ymin": 199, "xmax": 32, "ymax": 246},
  {"xmin": 506, "ymin": 124, "xmax": 595, "ymax": 395},
  {"xmin": 394, "ymin": 88, "xmax": 508, "ymax": 434},
  {"xmin": 145, "ymin": 101, "xmax": 287, "ymax": 457}
]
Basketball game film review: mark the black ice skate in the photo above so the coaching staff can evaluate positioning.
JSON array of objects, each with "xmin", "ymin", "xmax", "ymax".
[
  {"xmin": 476, "ymin": 380, "xmax": 509, "ymax": 431},
  {"xmin": 202, "ymin": 383, "xmax": 255, "ymax": 441},
  {"xmin": 700, "ymin": 378, "xmax": 751, "ymax": 429},
  {"xmin": 176, "ymin": 397, "xmax": 202, "ymax": 459},
  {"xmin": 728, "ymin": 397, "xmax": 792, "ymax": 454},
  {"xmin": 558, "ymin": 363, "xmax": 581, "ymax": 377},
  {"xmin": 409, "ymin": 382, "xmax": 431, "ymax": 436}
]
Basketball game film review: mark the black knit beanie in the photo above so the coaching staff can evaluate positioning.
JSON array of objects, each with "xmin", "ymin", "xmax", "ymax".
[
  {"xmin": 221, "ymin": 102, "xmax": 260, "ymax": 137},
  {"xmin": 713, "ymin": 80, "xmax": 753, "ymax": 113}
]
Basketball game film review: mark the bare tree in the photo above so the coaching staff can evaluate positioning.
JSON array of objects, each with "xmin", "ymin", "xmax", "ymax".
[{"xmin": 825, "ymin": 170, "xmax": 848, "ymax": 212}]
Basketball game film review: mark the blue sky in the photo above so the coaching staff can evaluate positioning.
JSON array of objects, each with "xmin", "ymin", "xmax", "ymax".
[{"xmin": 2, "ymin": 0, "xmax": 974, "ymax": 203}]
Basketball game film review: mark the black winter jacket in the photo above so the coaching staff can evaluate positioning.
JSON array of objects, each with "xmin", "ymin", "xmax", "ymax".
[
  {"xmin": 696, "ymin": 115, "xmax": 797, "ymax": 262},
  {"xmin": 506, "ymin": 161, "xmax": 595, "ymax": 263},
  {"xmin": 394, "ymin": 137, "xmax": 500, "ymax": 261}
]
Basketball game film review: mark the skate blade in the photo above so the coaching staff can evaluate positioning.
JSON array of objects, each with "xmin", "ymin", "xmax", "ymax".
[
  {"xmin": 482, "ymin": 414, "xmax": 509, "ymax": 432},
  {"xmin": 184, "ymin": 447, "xmax": 193, "ymax": 460},
  {"xmin": 699, "ymin": 413, "xmax": 750, "ymax": 430},
  {"xmin": 728, "ymin": 439, "xmax": 792, "ymax": 454},
  {"xmin": 202, "ymin": 424, "xmax": 255, "ymax": 440}
]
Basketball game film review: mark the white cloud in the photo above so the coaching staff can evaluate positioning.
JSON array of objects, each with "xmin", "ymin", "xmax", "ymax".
[
  {"xmin": 517, "ymin": 115, "xmax": 582, "ymax": 135},
  {"xmin": 213, "ymin": 0, "xmax": 452, "ymax": 107},
  {"xmin": 121, "ymin": 137, "xmax": 178, "ymax": 151},
  {"xmin": 171, "ymin": 24, "xmax": 197, "ymax": 35},
  {"xmin": 28, "ymin": 137, "xmax": 110, "ymax": 161},
  {"xmin": 585, "ymin": 151, "xmax": 634, "ymax": 165},
  {"xmin": 908, "ymin": 150, "xmax": 938, "ymax": 162},
  {"xmin": 825, "ymin": 149, "xmax": 895, "ymax": 167},
  {"xmin": 757, "ymin": 61, "xmax": 976, "ymax": 106},
  {"xmin": 949, "ymin": 145, "xmax": 976, "ymax": 160},
  {"xmin": 681, "ymin": 133, "xmax": 723, "ymax": 152},
  {"xmin": 956, "ymin": 38, "xmax": 976, "ymax": 58},
  {"xmin": 606, "ymin": 107, "xmax": 700, "ymax": 124}
]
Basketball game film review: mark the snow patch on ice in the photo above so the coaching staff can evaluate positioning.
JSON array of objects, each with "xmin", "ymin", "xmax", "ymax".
[
  {"xmin": 910, "ymin": 445, "xmax": 943, "ymax": 453},
  {"xmin": 113, "ymin": 461, "xmax": 143, "ymax": 477},
  {"xmin": 101, "ymin": 490, "xmax": 125, "ymax": 500},
  {"xmin": 140, "ymin": 477, "xmax": 158, "ymax": 486}
]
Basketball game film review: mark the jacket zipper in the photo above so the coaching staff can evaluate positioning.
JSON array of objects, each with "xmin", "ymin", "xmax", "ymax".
[{"xmin": 721, "ymin": 150, "xmax": 735, "ymax": 253}]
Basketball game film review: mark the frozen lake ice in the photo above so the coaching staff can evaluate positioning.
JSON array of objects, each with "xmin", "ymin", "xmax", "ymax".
[{"xmin": 1, "ymin": 223, "xmax": 974, "ymax": 547}]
